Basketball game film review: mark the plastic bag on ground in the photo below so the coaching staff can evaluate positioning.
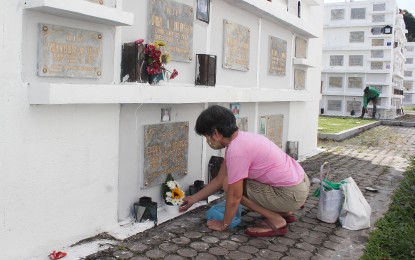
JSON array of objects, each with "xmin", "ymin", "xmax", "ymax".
[{"xmin": 206, "ymin": 200, "xmax": 243, "ymax": 228}]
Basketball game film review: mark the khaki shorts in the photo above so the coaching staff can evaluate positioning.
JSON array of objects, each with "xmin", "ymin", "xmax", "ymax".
[{"xmin": 245, "ymin": 174, "xmax": 310, "ymax": 213}]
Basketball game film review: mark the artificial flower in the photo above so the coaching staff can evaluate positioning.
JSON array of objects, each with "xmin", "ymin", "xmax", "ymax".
[{"xmin": 162, "ymin": 174, "xmax": 185, "ymax": 206}]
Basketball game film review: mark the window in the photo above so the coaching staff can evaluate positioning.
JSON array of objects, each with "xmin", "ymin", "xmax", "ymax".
[
  {"xmin": 349, "ymin": 55, "xmax": 363, "ymax": 66},
  {"xmin": 331, "ymin": 9, "xmax": 345, "ymax": 20},
  {"xmin": 349, "ymin": 31, "xmax": 364, "ymax": 43},
  {"xmin": 351, "ymin": 8, "xmax": 366, "ymax": 19},
  {"xmin": 371, "ymin": 50, "xmax": 384, "ymax": 58},
  {"xmin": 330, "ymin": 55, "xmax": 344, "ymax": 66}
]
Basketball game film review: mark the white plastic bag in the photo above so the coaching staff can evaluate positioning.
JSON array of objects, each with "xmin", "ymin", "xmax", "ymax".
[
  {"xmin": 339, "ymin": 176, "xmax": 371, "ymax": 230},
  {"xmin": 317, "ymin": 162, "xmax": 344, "ymax": 223}
]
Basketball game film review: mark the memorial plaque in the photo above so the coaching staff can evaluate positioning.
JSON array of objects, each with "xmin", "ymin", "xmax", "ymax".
[
  {"xmin": 143, "ymin": 122, "xmax": 189, "ymax": 188},
  {"xmin": 404, "ymin": 70, "xmax": 413, "ymax": 77},
  {"xmin": 406, "ymin": 46, "xmax": 414, "ymax": 52},
  {"xmin": 264, "ymin": 115, "xmax": 283, "ymax": 148},
  {"xmin": 372, "ymin": 14, "xmax": 385, "ymax": 23},
  {"xmin": 405, "ymin": 58, "xmax": 413, "ymax": 64},
  {"xmin": 329, "ymin": 76, "xmax": 343, "ymax": 88},
  {"xmin": 351, "ymin": 8, "xmax": 365, "ymax": 19},
  {"xmin": 372, "ymin": 39, "xmax": 384, "ymax": 46},
  {"xmin": 268, "ymin": 36, "xmax": 287, "ymax": 76},
  {"xmin": 349, "ymin": 55, "xmax": 363, "ymax": 66},
  {"xmin": 347, "ymin": 100, "xmax": 361, "ymax": 112},
  {"xmin": 295, "ymin": 37, "xmax": 307, "ymax": 58},
  {"xmin": 327, "ymin": 100, "xmax": 342, "ymax": 111},
  {"xmin": 373, "ymin": 3, "xmax": 385, "ymax": 11},
  {"xmin": 371, "ymin": 61, "xmax": 383, "ymax": 70},
  {"xmin": 148, "ymin": 0, "xmax": 193, "ymax": 62},
  {"xmin": 371, "ymin": 50, "xmax": 384, "ymax": 58},
  {"xmin": 404, "ymin": 94, "xmax": 412, "ymax": 103},
  {"xmin": 294, "ymin": 69, "xmax": 306, "ymax": 90},
  {"xmin": 371, "ymin": 85, "xmax": 383, "ymax": 93},
  {"xmin": 38, "ymin": 24, "xmax": 102, "ymax": 78},
  {"xmin": 330, "ymin": 55, "xmax": 344, "ymax": 66},
  {"xmin": 404, "ymin": 82, "xmax": 412, "ymax": 91},
  {"xmin": 331, "ymin": 9, "xmax": 345, "ymax": 20},
  {"xmin": 350, "ymin": 31, "xmax": 364, "ymax": 43},
  {"xmin": 371, "ymin": 27, "xmax": 382, "ymax": 35},
  {"xmin": 236, "ymin": 117, "xmax": 248, "ymax": 131},
  {"xmin": 223, "ymin": 20, "xmax": 250, "ymax": 71},
  {"xmin": 85, "ymin": 0, "xmax": 116, "ymax": 8},
  {"xmin": 348, "ymin": 77, "xmax": 362, "ymax": 88}
]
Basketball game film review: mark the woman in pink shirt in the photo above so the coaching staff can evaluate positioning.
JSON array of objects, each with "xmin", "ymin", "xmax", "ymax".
[{"xmin": 180, "ymin": 105, "xmax": 310, "ymax": 237}]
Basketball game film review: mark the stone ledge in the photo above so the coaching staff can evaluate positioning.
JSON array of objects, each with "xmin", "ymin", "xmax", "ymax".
[{"xmin": 318, "ymin": 121, "xmax": 381, "ymax": 141}]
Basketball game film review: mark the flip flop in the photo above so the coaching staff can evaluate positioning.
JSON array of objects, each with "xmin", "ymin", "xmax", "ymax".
[
  {"xmin": 245, "ymin": 219, "xmax": 288, "ymax": 237},
  {"xmin": 283, "ymin": 215, "xmax": 297, "ymax": 223}
]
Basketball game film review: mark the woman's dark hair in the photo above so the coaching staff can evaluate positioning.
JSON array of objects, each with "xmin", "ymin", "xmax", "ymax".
[
  {"xmin": 195, "ymin": 105, "xmax": 238, "ymax": 138},
  {"xmin": 364, "ymin": 87, "xmax": 369, "ymax": 94}
]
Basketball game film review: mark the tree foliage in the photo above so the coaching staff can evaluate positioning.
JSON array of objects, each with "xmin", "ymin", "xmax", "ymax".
[{"xmin": 403, "ymin": 10, "xmax": 415, "ymax": 42}]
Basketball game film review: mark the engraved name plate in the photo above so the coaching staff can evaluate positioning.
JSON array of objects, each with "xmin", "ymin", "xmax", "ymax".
[
  {"xmin": 223, "ymin": 20, "xmax": 250, "ymax": 71},
  {"xmin": 327, "ymin": 100, "xmax": 342, "ymax": 111},
  {"xmin": 347, "ymin": 100, "xmax": 361, "ymax": 112},
  {"xmin": 236, "ymin": 117, "xmax": 248, "ymax": 131},
  {"xmin": 38, "ymin": 24, "xmax": 103, "ymax": 78},
  {"xmin": 148, "ymin": 0, "xmax": 193, "ymax": 62},
  {"xmin": 295, "ymin": 37, "xmax": 307, "ymax": 58},
  {"xmin": 264, "ymin": 115, "xmax": 283, "ymax": 148},
  {"xmin": 269, "ymin": 36, "xmax": 287, "ymax": 76},
  {"xmin": 329, "ymin": 77, "xmax": 343, "ymax": 88},
  {"xmin": 348, "ymin": 77, "xmax": 362, "ymax": 88},
  {"xmin": 143, "ymin": 122, "xmax": 189, "ymax": 188},
  {"xmin": 294, "ymin": 69, "xmax": 306, "ymax": 90}
]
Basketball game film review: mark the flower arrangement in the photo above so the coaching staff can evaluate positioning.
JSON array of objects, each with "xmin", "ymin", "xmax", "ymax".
[
  {"xmin": 162, "ymin": 173, "xmax": 185, "ymax": 206},
  {"xmin": 135, "ymin": 39, "xmax": 178, "ymax": 84}
]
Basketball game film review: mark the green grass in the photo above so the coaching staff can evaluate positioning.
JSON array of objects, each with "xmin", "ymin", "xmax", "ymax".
[
  {"xmin": 404, "ymin": 106, "xmax": 415, "ymax": 111},
  {"xmin": 361, "ymin": 157, "xmax": 415, "ymax": 260},
  {"xmin": 318, "ymin": 116, "xmax": 376, "ymax": 134}
]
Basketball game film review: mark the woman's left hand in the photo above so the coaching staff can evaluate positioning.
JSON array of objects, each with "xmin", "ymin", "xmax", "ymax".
[{"xmin": 207, "ymin": 220, "xmax": 226, "ymax": 231}]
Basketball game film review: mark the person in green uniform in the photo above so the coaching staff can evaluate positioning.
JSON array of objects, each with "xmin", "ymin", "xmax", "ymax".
[{"xmin": 359, "ymin": 86, "xmax": 380, "ymax": 119}]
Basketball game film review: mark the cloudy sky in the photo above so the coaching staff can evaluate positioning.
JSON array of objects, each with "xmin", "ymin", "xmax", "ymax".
[{"xmin": 323, "ymin": 0, "xmax": 415, "ymax": 13}]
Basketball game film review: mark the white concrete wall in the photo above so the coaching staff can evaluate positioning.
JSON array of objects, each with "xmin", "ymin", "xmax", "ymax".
[{"xmin": 1, "ymin": 1, "xmax": 121, "ymax": 259}]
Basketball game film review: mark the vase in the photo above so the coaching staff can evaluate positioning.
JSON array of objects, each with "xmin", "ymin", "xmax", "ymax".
[
  {"xmin": 165, "ymin": 204, "xmax": 180, "ymax": 214},
  {"xmin": 148, "ymin": 73, "xmax": 164, "ymax": 85}
]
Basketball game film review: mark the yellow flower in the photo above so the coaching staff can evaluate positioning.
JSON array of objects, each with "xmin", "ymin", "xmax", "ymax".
[
  {"xmin": 155, "ymin": 41, "xmax": 166, "ymax": 47},
  {"xmin": 171, "ymin": 187, "xmax": 184, "ymax": 199},
  {"xmin": 161, "ymin": 53, "xmax": 171, "ymax": 64}
]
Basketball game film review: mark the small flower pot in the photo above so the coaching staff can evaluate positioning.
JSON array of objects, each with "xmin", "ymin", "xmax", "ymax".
[{"xmin": 165, "ymin": 204, "xmax": 180, "ymax": 214}]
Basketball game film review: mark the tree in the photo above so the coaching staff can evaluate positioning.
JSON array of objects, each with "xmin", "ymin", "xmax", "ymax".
[{"xmin": 403, "ymin": 10, "xmax": 415, "ymax": 42}]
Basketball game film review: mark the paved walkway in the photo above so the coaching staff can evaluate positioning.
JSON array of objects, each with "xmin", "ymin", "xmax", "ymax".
[{"xmin": 83, "ymin": 124, "xmax": 415, "ymax": 260}]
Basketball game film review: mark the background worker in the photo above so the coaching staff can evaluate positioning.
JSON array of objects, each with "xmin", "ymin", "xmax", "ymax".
[{"xmin": 359, "ymin": 86, "xmax": 380, "ymax": 119}]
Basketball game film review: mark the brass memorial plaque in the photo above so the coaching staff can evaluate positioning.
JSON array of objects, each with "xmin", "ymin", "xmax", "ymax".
[
  {"xmin": 143, "ymin": 122, "xmax": 189, "ymax": 188},
  {"xmin": 269, "ymin": 36, "xmax": 287, "ymax": 76},
  {"xmin": 38, "ymin": 24, "xmax": 103, "ymax": 78},
  {"xmin": 148, "ymin": 0, "xmax": 193, "ymax": 62},
  {"xmin": 264, "ymin": 115, "xmax": 283, "ymax": 148},
  {"xmin": 223, "ymin": 20, "xmax": 250, "ymax": 71}
]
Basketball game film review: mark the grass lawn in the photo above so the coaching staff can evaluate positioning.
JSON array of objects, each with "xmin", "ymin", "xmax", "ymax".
[
  {"xmin": 318, "ymin": 116, "xmax": 376, "ymax": 134},
  {"xmin": 361, "ymin": 157, "xmax": 415, "ymax": 260}
]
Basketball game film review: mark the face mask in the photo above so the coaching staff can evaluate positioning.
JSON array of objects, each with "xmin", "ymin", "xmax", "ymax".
[{"xmin": 206, "ymin": 136, "xmax": 224, "ymax": 150}]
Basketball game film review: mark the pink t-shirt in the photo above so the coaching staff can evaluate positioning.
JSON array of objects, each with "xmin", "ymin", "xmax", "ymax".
[{"xmin": 225, "ymin": 131, "xmax": 305, "ymax": 186}]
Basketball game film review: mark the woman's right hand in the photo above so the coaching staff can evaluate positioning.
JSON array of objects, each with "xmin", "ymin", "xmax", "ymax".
[{"xmin": 179, "ymin": 196, "xmax": 196, "ymax": 212}]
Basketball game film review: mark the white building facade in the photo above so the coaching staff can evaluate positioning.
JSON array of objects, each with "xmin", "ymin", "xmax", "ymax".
[
  {"xmin": 403, "ymin": 42, "xmax": 415, "ymax": 106},
  {"xmin": 0, "ymin": 0, "xmax": 323, "ymax": 258},
  {"xmin": 321, "ymin": 0, "xmax": 406, "ymax": 119}
]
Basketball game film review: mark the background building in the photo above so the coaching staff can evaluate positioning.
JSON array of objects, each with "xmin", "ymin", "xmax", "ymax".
[
  {"xmin": 0, "ymin": 0, "xmax": 323, "ymax": 258},
  {"xmin": 403, "ymin": 41, "xmax": 415, "ymax": 106},
  {"xmin": 321, "ymin": 0, "xmax": 406, "ymax": 119}
]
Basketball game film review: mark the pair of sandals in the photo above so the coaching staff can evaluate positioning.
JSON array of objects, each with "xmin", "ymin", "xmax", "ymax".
[{"xmin": 245, "ymin": 215, "xmax": 296, "ymax": 237}]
